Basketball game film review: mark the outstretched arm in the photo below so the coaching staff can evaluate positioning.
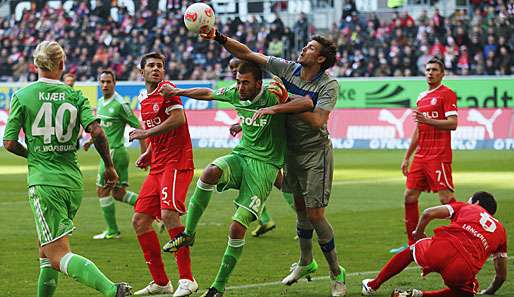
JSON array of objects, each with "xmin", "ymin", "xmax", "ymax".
[
  {"xmin": 480, "ymin": 257, "xmax": 508, "ymax": 295},
  {"xmin": 161, "ymin": 84, "xmax": 215, "ymax": 101},
  {"xmin": 252, "ymin": 95, "xmax": 314, "ymax": 122},
  {"xmin": 202, "ymin": 28, "xmax": 268, "ymax": 65}
]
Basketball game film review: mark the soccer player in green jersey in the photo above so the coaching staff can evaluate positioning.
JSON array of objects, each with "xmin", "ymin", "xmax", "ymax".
[
  {"xmin": 162, "ymin": 61, "xmax": 313, "ymax": 297},
  {"xmin": 3, "ymin": 41, "xmax": 131, "ymax": 296},
  {"xmin": 84, "ymin": 69, "xmax": 146, "ymax": 239},
  {"xmin": 228, "ymin": 57, "xmax": 296, "ymax": 238},
  {"xmin": 200, "ymin": 28, "xmax": 347, "ymax": 296}
]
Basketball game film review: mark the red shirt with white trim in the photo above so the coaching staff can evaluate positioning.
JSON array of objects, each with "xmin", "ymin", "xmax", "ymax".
[
  {"xmin": 434, "ymin": 202, "xmax": 507, "ymax": 273},
  {"xmin": 139, "ymin": 81, "xmax": 194, "ymax": 173},
  {"xmin": 415, "ymin": 84, "xmax": 457, "ymax": 162}
]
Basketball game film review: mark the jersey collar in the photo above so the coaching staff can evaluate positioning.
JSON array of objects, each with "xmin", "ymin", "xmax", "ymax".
[
  {"xmin": 38, "ymin": 77, "xmax": 65, "ymax": 85},
  {"xmin": 293, "ymin": 64, "xmax": 324, "ymax": 82}
]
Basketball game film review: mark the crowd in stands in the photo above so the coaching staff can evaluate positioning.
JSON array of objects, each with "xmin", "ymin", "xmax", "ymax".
[{"xmin": 0, "ymin": 0, "xmax": 512, "ymax": 82}]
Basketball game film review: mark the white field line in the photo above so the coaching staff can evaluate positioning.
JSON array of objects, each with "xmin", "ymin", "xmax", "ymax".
[{"xmin": 148, "ymin": 256, "xmax": 513, "ymax": 296}]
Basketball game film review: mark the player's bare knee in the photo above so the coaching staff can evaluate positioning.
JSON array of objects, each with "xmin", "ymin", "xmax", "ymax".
[
  {"xmin": 96, "ymin": 187, "xmax": 110, "ymax": 198},
  {"xmin": 294, "ymin": 196, "xmax": 306, "ymax": 211},
  {"xmin": 201, "ymin": 165, "xmax": 222, "ymax": 185},
  {"xmin": 112, "ymin": 187, "xmax": 125, "ymax": 201},
  {"xmin": 161, "ymin": 210, "xmax": 181, "ymax": 229},
  {"xmin": 132, "ymin": 213, "xmax": 153, "ymax": 234},
  {"xmin": 404, "ymin": 189, "xmax": 420, "ymax": 203},
  {"xmin": 229, "ymin": 221, "xmax": 246, "ymax": 239},
  {"xmin": 306, "ymin": 208, "xmax": 325, "ymax": 224}
]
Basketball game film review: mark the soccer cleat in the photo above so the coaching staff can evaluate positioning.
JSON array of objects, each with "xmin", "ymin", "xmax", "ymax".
[
  {"xmin": 115, "ymin": 283, "xmax": 133, "ymax": 297},
  {"xmin": 389, "ymin": 244, "xmax": 409, "ymax": 254},
  {"xmin": 134, "ymin": 281, "xmax": 173, "ymax": 295},
  {"xmin": 93, "ymin": 230, "xmax": 121, "ymax": 240},
  {"xmin": 330, "ymin": 266, "xmax": 347, "ymax": 297},
  {"xmin": 199, "ymin": 287, "xmax": 224, "ymax": 297},
  {"xmin": 281, "ymin": 260, "xmax": 318, "ymax": 285},
  {"xmin": 251, "ymin": 221, "xmax": 276, "ymax": 237},
  {"xmin": 390, "ymin": 288, "xmax": 423, "ymax": 297},
  {"xmin": 162, "ymin": 232, "xmax": 195, "ymax": 253},
  {"xmin": 173, "ymin": 279, "xmax": 198, "ymax": 297},
  {"xmin": 361, "ymin": 279, "xmax": 376, "ymax": 296}
]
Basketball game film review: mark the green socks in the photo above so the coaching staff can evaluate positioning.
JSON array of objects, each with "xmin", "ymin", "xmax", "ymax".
[
  {"xmin": 122, "ymin": 191, "xmax": 138, "ymax": 206},
  {"xmin": 185, "ymin": 180, "xmax": 215, "ymax": 235},
  {"xmin": 59, "ymin": 253, "xmax": 117, "ymax": 297},
  {"xmin": 260, "ymin": 207, "xmax": 271, "ymax": 225},
  {"xmin": 38, "ymin": 258, "xmax": 58, "ymax": 297},
  {"xmin": 212, "ymin": 238, "xmax": 245, "ymax": 293},
  {"xmin": 99, "ymin": 197, "xmax": 119, "ymax": 234}
]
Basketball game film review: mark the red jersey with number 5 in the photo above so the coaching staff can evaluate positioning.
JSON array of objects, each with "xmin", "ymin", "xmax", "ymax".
[
  {"xmin": 434, "ymin": 202, "xmax": 507, "ymax": 273},
  {"xmin": 138, "ymin": 80, "xmax": 194, "ymax": 173},
  {"xmin": 415, "ymin": 84, "xmax": 458, "ymax": 162}
]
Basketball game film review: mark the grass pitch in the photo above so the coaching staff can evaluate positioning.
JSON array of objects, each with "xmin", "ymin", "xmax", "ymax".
[{"xmin": 0, "ymin": 149, "xmax": 512, "ymax": 296}]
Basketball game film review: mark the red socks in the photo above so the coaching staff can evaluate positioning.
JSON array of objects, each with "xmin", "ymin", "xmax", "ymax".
[
  {"xmin": 137, "ymin": 231, "xmax": 169, "ymax": 286},
  {"xmin": 404, "ymin": 201, "xmax": 419, "ymax": 245},
  {"xmin": 368, "ymin": 247, "xmax": 414, "ymax": 290},
  {"xmin": 168, "ymin": 226, "xmax": 193, "ymax": 280}
]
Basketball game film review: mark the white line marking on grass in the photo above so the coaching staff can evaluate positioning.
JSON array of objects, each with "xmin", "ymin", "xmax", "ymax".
[{"xmin": 147, "ymin": 256, "xmax": 514, "ymax": 296}]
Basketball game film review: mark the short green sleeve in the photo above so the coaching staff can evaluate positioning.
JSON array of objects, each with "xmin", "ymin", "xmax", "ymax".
[
  {"xmin": 211, "ymin": 85, "xmax": 239, "ymax": 104},
  {"xmin": 3, "ymin": 94, "xmax": 24, "ymax": 140}
]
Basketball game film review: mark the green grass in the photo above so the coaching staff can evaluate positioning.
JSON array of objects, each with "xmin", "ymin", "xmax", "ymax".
[{"xmin": 0, "ymin": 149, "xmax": 513, "ymax": 297}]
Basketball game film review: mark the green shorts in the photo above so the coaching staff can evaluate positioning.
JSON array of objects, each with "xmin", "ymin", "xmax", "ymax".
[
  {"xmin": 28, "ymin": 185, "xmax": 83, "ymax": 246},
  {"xmin": 283, "ymin": 144, "xmax": 333, "ymax": 208},
  {"xmin": 96, "ymin": 147, "xmax": 129, "ymax": 187},
  {"xmin": 212, "ymin": 153, "xmax": 279, "ymax": 228}
]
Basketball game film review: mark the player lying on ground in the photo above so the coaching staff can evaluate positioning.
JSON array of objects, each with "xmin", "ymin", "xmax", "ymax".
[
  {"xmin": 362, "ymin": 191, "xmax": 507, "ymax": 297},
  {"xmin": 3, "ymin": 41, "xmax": 131, "ymax": 297},
  {"xmin": 162, "ymin": 61, "xmax": 313, "ymax": 297}
]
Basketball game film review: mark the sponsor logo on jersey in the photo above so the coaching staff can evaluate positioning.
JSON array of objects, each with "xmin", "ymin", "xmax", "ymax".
[
  {"xmin": 239, "ymin": 115, "xmax": 268, "ymax": 127},
  {"xmin": 144, "ymin": 117, "xmax": 162, "ymax": 128}
]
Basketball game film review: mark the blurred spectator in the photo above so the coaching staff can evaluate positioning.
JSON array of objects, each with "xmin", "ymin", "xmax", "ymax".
[{"xmin": 0, "ymin": 1, "xmax": 512, "ymax": 82}]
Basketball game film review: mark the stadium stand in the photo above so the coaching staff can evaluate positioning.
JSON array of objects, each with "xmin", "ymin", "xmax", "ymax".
[{"xmin": 0, "ymin": 0, "xmax": 512, "ymax": 82}]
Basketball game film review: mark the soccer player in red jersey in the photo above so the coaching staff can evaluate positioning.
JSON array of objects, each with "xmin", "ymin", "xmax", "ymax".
[
  {"xmin": 128, "ymin": 52, "xmax": 197, "ymax": 297},
  {"xmin": 391, "ymin": 57, "xmax": 459, "ymax": 254},
  {"xmin": 362, "ymin": 191, "xmax": 508, "ymax": 297}
]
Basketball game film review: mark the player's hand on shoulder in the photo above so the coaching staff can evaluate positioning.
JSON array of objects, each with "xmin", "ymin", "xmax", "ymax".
[
  {"xmin": 103, "ymin": 166, "xmax": 119, "ymax": 189},
  {"xmin": 200, "ymin": 27, "xmax": 217, "ymax": 40},
  {"xmin": 229, "ymin": 123, "xmax": 242, "ymax": 137},
  {"xmin": 129, "ymin": 129, "xmax": 149, "ymax": 141},
  {"xmin": 159, "ymin": 84, "xmax": 179, "ymax": 98}
]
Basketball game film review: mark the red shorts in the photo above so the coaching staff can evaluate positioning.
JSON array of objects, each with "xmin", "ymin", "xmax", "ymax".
[
  {"xmin": 412, "ymin": 238, "xmax": 479, "ymax": 294},
  {"xmin": 406, "ymin": 159, "xmax": 454, "ymax": 192},
  {"xmin": 135, "ymin": 167, "xmax": 194, "ymax": 218}
]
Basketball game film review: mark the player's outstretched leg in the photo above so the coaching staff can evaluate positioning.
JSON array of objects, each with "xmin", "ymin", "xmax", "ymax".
[
  {"xmin": 390, "ymin": 189, "xmax": 421, "ymax": 253},
  {"xmin": 164, "ymin": 165, "xmax": 221, "ymax": 252},
  {"xmin": 38, "ymin": 258, "xmax": 58, "ymax": 297},
  {"xmin": 364, "ymin": 247, "xmax": 414, "ymax": 293}
]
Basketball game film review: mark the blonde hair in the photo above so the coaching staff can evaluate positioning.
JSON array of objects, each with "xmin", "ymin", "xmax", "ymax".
[{"xmin": 33, "ymin": 41, "xmax": 66, "ymax": 72}]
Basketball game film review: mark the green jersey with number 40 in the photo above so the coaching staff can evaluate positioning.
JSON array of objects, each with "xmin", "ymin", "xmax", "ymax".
[
  {"xmin": 3, "ymin": 78, "xmax": 98, "ymax": 190},
  {"xmin": 212, "ymin": 84, "xmax": 287, "ymax": 168},
  {"xmin": 97, "ymin": 92, "xmax": 140, "ymax": 149}
]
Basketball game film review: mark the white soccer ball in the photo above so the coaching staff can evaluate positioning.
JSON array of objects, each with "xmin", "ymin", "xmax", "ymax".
[{"xmin": 183, "ymin": 3, "xmax": 215, "ymax": 34}]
